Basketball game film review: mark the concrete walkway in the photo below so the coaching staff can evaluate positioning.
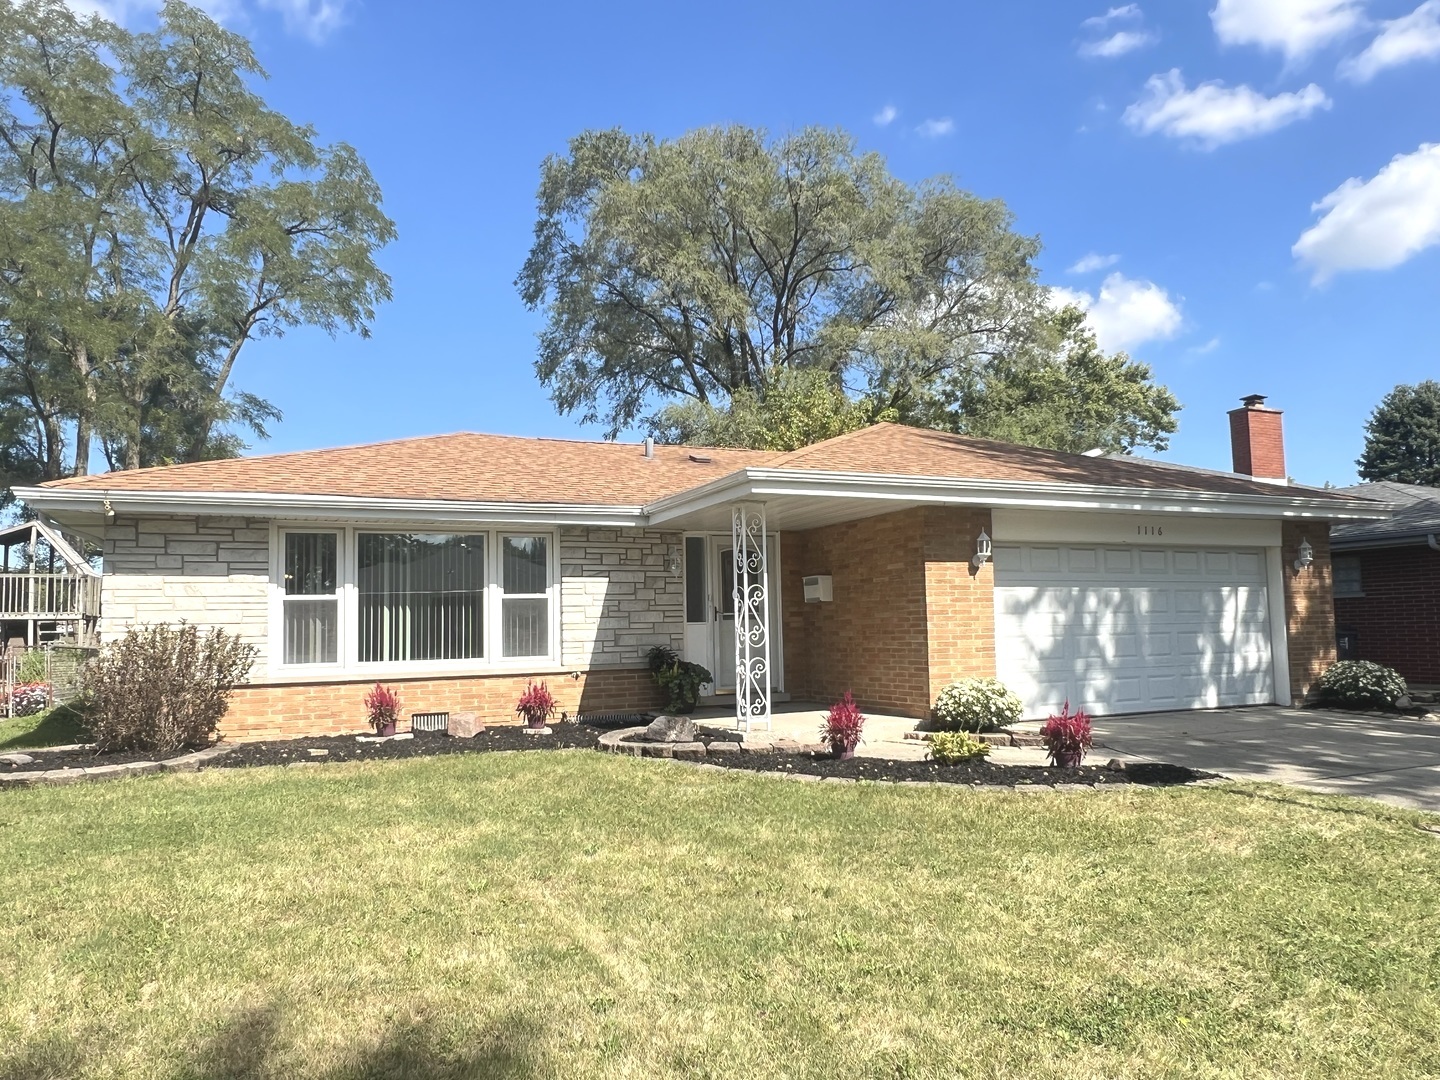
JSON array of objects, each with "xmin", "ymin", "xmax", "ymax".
[
  {"xmin": 696, "ymin": 700, "xmax": 1440, "ymax": 811},
  {"xmin": 1092, "ymin": 706, "xmax": 1440, "ymax": 812}
]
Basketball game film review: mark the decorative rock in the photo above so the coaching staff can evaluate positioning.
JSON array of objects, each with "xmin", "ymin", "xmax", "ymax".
[
  {"xmin": 307, "ymin": 748, "xmax": 329, "ymax": 757},
  {"xmin": 450, "ymin": 711, "xmax": 485, "ymax": 738},
  {"xmin": 705, "ymin": 741, "xmax": 741, "ymax": 754},
  {"xmin": 1396, "ymin": 695, "xmax": 1413, "ymax": 710},
  {"xmin": 643, "ymin": 715, "xmax": 696, "ymax": 743},
  {"xmin": 1106, "ymin": 758, "xmax": 1128, "ymax": 771},
  {"xmin": 0, "ymin": 753, "xmax": 36, "ymax": 766}
]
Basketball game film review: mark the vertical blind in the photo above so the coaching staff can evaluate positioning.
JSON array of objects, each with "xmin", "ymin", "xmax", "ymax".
[
  {"xmin": 502, "ymin": 535, "xmax": 548, "ymax": 658},
  {"xmin": 284, "ymin": 533, "xmax": 338, "ymax": 665},
  {"xmin": 357, "ymin": 534, "xmax": 486, "ymax": 663}
]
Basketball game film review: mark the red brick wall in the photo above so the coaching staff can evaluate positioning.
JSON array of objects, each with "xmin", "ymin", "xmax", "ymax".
[
  {"xmin": 1229, "ymin": 405, "xmax": 1286, "ymax": 479},
  {"xmin": 781, "ymin": 506, "xmax": 996, "ymax": 718},
  {"xmin": 1334, "ymin": 546, "xmax": 1440, "ymax": 684},
  {"xmin": 223, "ymin": 666, "xmax": 663, "ymax": 741},
  {"xmin": 1283, "ymin": 520, "xmax": 1336, "ymax": 703}
]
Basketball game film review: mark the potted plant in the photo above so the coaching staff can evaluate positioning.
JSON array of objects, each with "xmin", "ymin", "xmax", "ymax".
[
  {"xmin": 819, "ymin": 691, "xmax": 865, "ymax": 760},
  {"xmin": 1039, "ymin": 701, "xmax": 1092, "ymax": 768},
  {"xmin": 646, "ymin": 645, "xmax": 712, "ymax": 715},
  {"xmin": 516, "ymin": 681, "xmax": 556, "ymax": 730},
  {"xmin": 363, "ymin": 683, "xmax": 402, "ymax": 736}
]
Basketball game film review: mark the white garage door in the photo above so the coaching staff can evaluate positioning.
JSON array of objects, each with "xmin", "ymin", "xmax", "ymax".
[{"xmin": 994, "ymin": 545, "xmax": 1275, "ymax": 719}]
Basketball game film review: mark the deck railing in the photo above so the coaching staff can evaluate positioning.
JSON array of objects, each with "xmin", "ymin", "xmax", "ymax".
[{"xmin": 0, "ymin": 573, "xmax": 101, "ymax": 619}]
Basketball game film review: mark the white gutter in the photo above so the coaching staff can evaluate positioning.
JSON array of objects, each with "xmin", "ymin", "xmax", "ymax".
[
  {"xmin": 10, "ymin": 486, "xmax": 647, "ymax": 528},
  {"xmin": 642, "ymin": 467, "xmax": 1393, "ymax": 525},
  {"xmin": 14, "ymin": 466, "xmax": 1391, "ymax": 532}
]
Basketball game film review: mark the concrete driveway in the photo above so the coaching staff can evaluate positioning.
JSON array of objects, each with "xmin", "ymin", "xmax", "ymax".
[{"xmin": 1093, "ymin": 706, "xmax": 1440, "ymax": 812}]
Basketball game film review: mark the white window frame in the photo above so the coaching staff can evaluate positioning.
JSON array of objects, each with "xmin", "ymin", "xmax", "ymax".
[
  {"xmin": 275, "ymin": 528, "xmax": 344, "ymax": 671},
  {"xmin": 268, "ymin": 523, "xmax": 559, "ymax": 678}
]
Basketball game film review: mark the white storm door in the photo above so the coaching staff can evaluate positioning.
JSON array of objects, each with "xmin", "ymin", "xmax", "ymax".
[{"xmin": 710, "ymin": 536, "xmax": 737, "ymax": 694}]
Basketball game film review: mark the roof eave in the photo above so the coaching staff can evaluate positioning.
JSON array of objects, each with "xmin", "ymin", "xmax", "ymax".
[
  {"xmin": 9, "ymin": 487, "xmax": 648, "ymax": 528},
  {"xmin": 643, "ymin": 467, "xmax": 1393, "ymax": 525}
]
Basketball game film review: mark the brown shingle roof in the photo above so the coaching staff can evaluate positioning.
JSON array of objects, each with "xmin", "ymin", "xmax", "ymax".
[
  {"xmin": 39, "ymin": 433, "xmax": 778, "ymax": 505},
  {"xmin": 764, "ymin": 423, "xmax": 1360, "ymax": 502},
  {"xmin": 35, "ymin": 422, "xmax": 1361, "ymax": 506}
]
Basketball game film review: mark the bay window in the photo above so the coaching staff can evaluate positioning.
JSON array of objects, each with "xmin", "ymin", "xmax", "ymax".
[{"xmin": 277, "ymin": 527, "xmax": 555, "ymax": 671}]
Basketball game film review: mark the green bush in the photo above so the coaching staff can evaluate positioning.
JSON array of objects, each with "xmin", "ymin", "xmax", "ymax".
[
  {"xmin": 928, "ymin": 730, "xmax": 992, "ymax": 764},
  {"xmin": 1316, "ymin": 660, "xmax": 1409, "ymax": 710},
  {"xmin": 15, "ymin": 649, "xmax": 47, "ymax": 683},
  {"xmin": 80, "ymin": 623, "xmax": 256, "ymax": 753},
  {"xmin": 931, "ymin": 677, "xmax": 1023, "ymax": 732}
]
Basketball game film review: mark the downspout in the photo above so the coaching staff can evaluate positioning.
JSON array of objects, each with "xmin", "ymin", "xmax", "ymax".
[{"xmin": 1429, "ymin": 534, "xmax": 1440, "ymax": 552}]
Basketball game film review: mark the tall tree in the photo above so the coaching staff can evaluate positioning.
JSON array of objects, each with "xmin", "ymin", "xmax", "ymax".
[
  {"xmin": 518, "ymin": 125, "xmax": 1046, "ymax": 437},
  {"xmin": 1358, "ymin": 380, "xmax": 1440, "ymax": 486},
  {"xmin": 922, "ymin": 305, "xmax": 1181, "ymax": 454},
  {"xmin": 0, "ymin": 0, "xmax": 395, "ymax": 480}
]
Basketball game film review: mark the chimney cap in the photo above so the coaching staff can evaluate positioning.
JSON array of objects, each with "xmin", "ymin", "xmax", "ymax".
[{"xmin": 1239, "ymin": 393, "xmax": 1268, "ymax": 409}]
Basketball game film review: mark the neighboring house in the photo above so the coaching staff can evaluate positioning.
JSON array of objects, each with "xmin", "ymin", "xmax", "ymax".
[
  {"xmin": 1330, "ymin": 481, "xmax": 1440, "ymax": 685},
  {"xmin": 13, "ymin": 397, "xmax": 1383, "ymax": 739}
]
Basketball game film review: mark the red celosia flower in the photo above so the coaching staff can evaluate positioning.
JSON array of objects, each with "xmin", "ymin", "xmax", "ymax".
[
  {"xmin": 1039, "ymin": 701, "xmax": 1093, "ymax": 765},
  {"xmin": 516, "ymin": 681, "xmax": 556, "ymax": 727},
  {"xmin": 820, "ymin": 691, "xmax": 865, "ymax": 754},
  {"xmin": 363, "ymin": 683, "xmax": 402, "ymax": 733}
]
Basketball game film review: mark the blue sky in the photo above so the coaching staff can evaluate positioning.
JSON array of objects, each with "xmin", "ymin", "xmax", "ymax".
[{"xmin": 91, "ymin": 0, "xmax": 1440, "ymax": 486}]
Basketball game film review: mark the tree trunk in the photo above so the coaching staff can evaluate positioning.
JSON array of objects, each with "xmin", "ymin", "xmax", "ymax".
[{"xmin": 71, "ymin": 344, "xmax": 95, "ymax": 476}]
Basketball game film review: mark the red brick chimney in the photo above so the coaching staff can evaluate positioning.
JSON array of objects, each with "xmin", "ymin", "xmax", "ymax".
[{"xmin": 1228, "ymin": 394, "xmax": 1286, "ymax": 480}]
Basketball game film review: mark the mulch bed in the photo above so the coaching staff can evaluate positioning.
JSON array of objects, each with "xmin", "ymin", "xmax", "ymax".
[
  {"xmin": 209, "ymin": 724, "xmax": 612, "ymax": 769},
  {"xmin": 2, "ymin": 745, "xmax": 167, "ymax": 771},
  {"xmin": 4, "ymin": 719, "xmax": 1217, "ymax": 789},
  {"xmin": 702, "ymin": 750, "xmax": 1212, "ymax": 787}
]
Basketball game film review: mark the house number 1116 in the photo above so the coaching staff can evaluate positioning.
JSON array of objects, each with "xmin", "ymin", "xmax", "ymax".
[{"xmin": 1136, "ymin": 525, "xmax": 1164, "ymax": 536}]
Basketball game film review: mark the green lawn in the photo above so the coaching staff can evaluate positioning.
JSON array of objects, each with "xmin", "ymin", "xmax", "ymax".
[
  {"xmin": 2, "ymin": 752, "xmax": 1438, "ymax": 1079},
  {"xmin": 0, "ymin": 703, "xmax": 86, "ymax": 751}
]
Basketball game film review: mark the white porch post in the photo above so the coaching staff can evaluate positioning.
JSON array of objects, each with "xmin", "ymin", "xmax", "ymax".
[{"xmin": 732, "ymin": 502, "xmax": 772, "ymax": 732}]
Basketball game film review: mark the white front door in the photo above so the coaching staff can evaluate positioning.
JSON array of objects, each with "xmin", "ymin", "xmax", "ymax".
[
  {"xmin": 994, "ymin": 544, "xmax": 1275, "ymax": 719},
  {"xmin": 710, "ymin": 536, "xmax": 737, "ymax": 693}
]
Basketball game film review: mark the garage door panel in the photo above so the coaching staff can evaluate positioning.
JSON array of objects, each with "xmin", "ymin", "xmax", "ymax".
[{"xmin": 995, "ymin": 544, "xmax": 1275, "ymax": 719}]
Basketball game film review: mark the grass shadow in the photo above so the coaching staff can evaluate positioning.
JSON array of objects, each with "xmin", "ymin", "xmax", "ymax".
[{"xmin": 0, "ymin": 703, "xmax": 87, "ymax": 751}]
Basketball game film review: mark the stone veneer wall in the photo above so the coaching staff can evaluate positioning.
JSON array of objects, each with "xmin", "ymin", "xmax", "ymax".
[
  {"xmin": 559, "ymin": 526, "xmax": 685, "ymax": 668},
  {"xmin": 100, "ymin": 515, "xmax": 272, "ymax": 668}
]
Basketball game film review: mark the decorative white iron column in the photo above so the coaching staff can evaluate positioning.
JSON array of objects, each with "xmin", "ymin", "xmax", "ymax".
[{"xmin": 732, "ymin": 502, "xmax": 771, "ymax": 732}]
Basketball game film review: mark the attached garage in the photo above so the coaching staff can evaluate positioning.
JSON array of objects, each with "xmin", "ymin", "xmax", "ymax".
[{"xmin": 994, "ymin": 542, "xmax": 1278, "ymax": 719}]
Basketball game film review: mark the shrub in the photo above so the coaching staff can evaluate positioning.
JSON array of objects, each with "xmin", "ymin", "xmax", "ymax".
[
  {"xmin": 15, "ymin": 649, "xmax": 47, "ymax": 683},
  {"xmin": 1039, "ymin": 702, "xmax": 1093, "ymax": 766},
  {"xmin": 10, "ymin": 682, "xmax": 51, "ymax": 717},
  {"xmin": 928, "ymin": 730, "xmax": 991, "ymax": 764},
  {"xmin": 1317, "ymin": 660, "xmax": 1408, "ymax": 710},
  {"xmin": 363, "ymin": 683, "xmax": 403, "ymax": 733},
  {"xmin": 932, "ymin": 678, "xmax": 1023, "ymax": 732},
  {"xmin": 819, "ymin": 691, "xmax": 865, "ymax": 755},
  {"xmin": 647, "ymin": 645, "xmax": 711, "ymax": 714},
  {"xmin": 80, "ymin": 623, "xmax": 256, "ymax": 753},
  {"xmin": 516, "ymin": 681, "xmax": 557, "ymax": 728}
]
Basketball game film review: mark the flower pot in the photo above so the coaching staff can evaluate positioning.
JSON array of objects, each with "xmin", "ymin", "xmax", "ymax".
[
  {"xmin": 834, "ymin": 746, "xmax": 857, "ymax": 761},
  {"xmin": 377, "ymin": 721, "xmax": 397, "ymax": 737},
  {"xmin": 1051, "ymin": 749, "xmax": 1082, "ymax": 768},
  {"xmin": 526, "ymin": 717, "xmax": 548, "ymax": 730}
]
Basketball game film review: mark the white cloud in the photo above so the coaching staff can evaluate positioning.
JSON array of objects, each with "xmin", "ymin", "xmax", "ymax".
[
  {"xmin": 1078, "ymin": 4, "xmax": 1156, "ymax": 56},
  {"xmin": 1080, "ymin": 30, "xmax": 1158, "ymax": 57},
  {"xmin": 1293, "ymin": 142, "xmax": 1440, "ymax": 280},
  {"xmin": 873, "ymin": 105, "xmax": 898, "ymax": 127},
  {"xmin": 916, "ymin": 118, "xmax": 955, "ymax": 138},
  {"xmin": 1340, "ymin": 1, "xmax": 1440, "ymax": 81},
  {"xmin": 1188, "ymin": 336, "xmax": 1222, "ymax": 354},
  {"xmin": 63, "ymin": 0, "xmax": 346, "ymax": 41},
  {"xmin": 1123, "ymin": 69, "xmax": 1330, "ymax": 147},
  {"xmin": 1083, "ymin": 4, "xmax": 1143, "ymax": 28},
  {"xmin": 1068, "ymin": 252, "xmax": 1122, "ymax": 273},
  {"xmin": 1211, "ymin": 0, "xmax": 1366, "ymax": 60},
  {"xmin": 1049, "ymin": 273, "xmax": 1184, "ymax": 351}
]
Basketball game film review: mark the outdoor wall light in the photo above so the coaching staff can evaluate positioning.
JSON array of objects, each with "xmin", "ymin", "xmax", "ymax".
[
  {"xmin": 1294, "ymin": 538, "xmax": 1314, "ymax": 572},
  {"xmin": 971, "ymin": 528, "xmax": 992, "ymax": 569},
  {"xmin": 667, "ymin": 547, "xmax": 683, "ymax": 578}
]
